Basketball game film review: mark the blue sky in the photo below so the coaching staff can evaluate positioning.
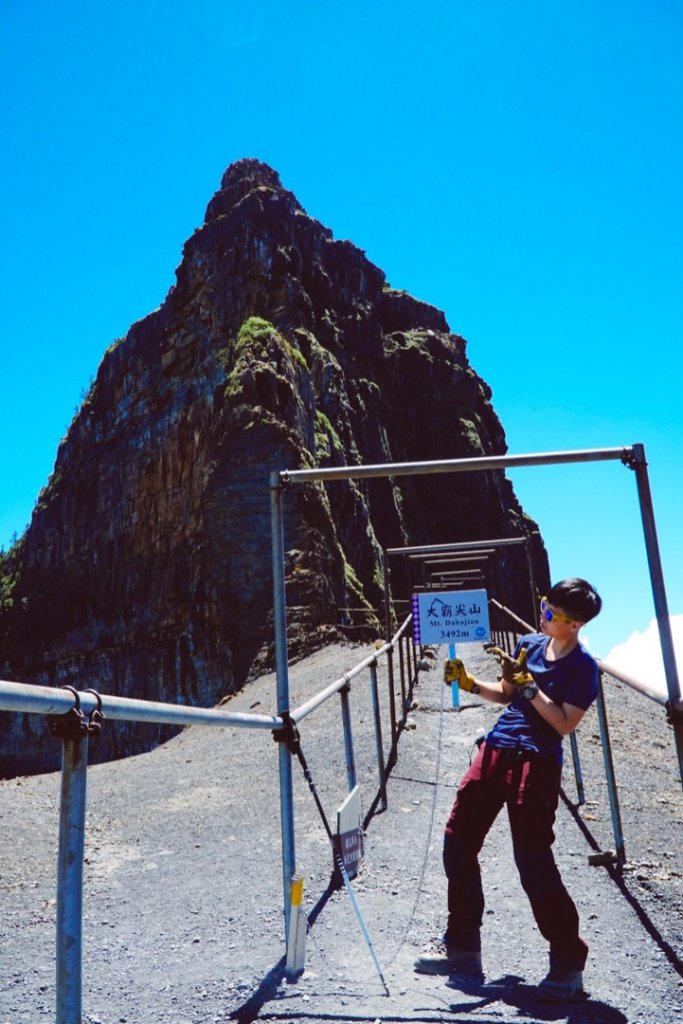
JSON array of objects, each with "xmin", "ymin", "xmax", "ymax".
[{"xmin": 1, "ymin": 1, "xmax": 681, "ymax": 685}]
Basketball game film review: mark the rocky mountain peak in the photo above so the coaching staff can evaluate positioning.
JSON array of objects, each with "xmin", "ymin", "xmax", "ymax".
[
  {"xmin": 0, "ymin": 160, "xmax": 550, "ymax": 776},
  {"xmin": 204, "ymin": 157, "xmax": 303, "ymax": 223}
]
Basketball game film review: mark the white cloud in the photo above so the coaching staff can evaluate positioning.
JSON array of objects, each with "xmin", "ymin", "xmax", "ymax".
[{"xmin": 603, "ymin": 615, "xmax": 683, "ymax": 698}]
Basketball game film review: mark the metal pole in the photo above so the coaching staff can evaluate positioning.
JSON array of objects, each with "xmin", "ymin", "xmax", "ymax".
[
  {"xmin": 280, "ymin": 445, "xmax": 631, "ymax": 485},
  {"xmin": 381, "ymin": 548, "xmax": 394, "ymax": 638},
  {"xmin": 630, "ymin": 444, "xmax": 683, "ymax": 789},
  {"xmin": 387, "ymin": 536, "xmax": 532, "ymax": 557},
  {"xmin": 595, "ymin": 671, "xmax": 626, "ymax": 867},
  {"xmin": 493, "ymin": 552, "xmax": 513, "ymax": 653},
  {"xmin": 409, "ymin": 632, "xmax": 418, "ymax": 699},
  {"xmin": 340, "ymin": 683, "xmax": 357, "ymax": 793},
  {"xmin": 369, "ymin": 662, "xmax": 388, "ymax": 811},
  {"xmin": 0, "ymin": 679, "xmax": 281, "ymax": 730},
  {"xmin": 270, "ymin": 472, "xmax": 296, "ymax": 938},
  {"xmin": 523, "ymin": 538, "xmax": 539, "ymax": 625},
  {"xmin": 381, "ymin": 549, "xmax": 398, "ymax": 751},
  {"xmin": 398, "ymin": 633, "xmax": 407, "ymax": 714},
  {"xmin": 569, "ymin": 731, "xmax": 586, "ymax": 806},
  {"xmin": 56, "ymin": 736, "xmax": 88, "ymax": 1024}
]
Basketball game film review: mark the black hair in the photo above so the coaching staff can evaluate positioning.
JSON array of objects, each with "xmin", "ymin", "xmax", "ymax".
[{"xmin": 547, "ymin": 578, "xmax": 602, "ymax": 624}]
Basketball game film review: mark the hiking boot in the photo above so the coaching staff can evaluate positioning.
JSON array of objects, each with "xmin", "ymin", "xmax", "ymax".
[
  {"xmin": 537, "ymin": 967, "xmax": 584, "ymax": 1001},
  {"xmin": 414, "ymin": 945, "xmax": 483, "ymax": 976}
]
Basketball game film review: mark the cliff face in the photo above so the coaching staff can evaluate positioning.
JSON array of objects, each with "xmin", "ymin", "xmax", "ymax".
[{"xmin": 0, "ymin": 159, "xmax": 549, "ymax": 775}]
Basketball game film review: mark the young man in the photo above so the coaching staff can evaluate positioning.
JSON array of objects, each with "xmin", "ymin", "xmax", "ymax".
[{"xmin": 414, "ymin": 578, "xmax": 602, "ymax": 1002}]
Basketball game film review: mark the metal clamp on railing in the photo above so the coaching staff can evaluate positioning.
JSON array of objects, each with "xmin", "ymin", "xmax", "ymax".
[
  {"xmin": 46, "ymin": 686, "xmax": 105, "ymax": 742},
  {"xmin": 666, "ymin": 698, "xmax": 683, "ymax": 727},
  {"xmin": 84, "ymin": 688, "xmax": 105, "ymax": 736},
  {"xmin": 621, "ymin": 448, "xmax": 640, "ymax": 470},
  {"xmin": 47, "ymin": 687, "xmax": 89, "ymax": 741},
  {"xmin": 272, "ymin": 711, "xmax": 300, "ymax": 756}
]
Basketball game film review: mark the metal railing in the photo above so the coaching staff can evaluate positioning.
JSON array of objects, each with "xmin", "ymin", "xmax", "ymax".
[
  {"xmin": 0, "ymin": 681, "xmax": 280, "ymax": 1024},
  {"xmin": 270, "ymin": 445, "xmax": 683, "ymax": 793},
  {"xmin": 3, "ymin": 441, "xmax": 681, "ymax": 1019},
  {"xmin": 3, "ymin": 597, "xmax": 678, "ymax": 1020},
  {"xmin": 0, "ymin": 613, "xmax": 420, "ymax": 1024}
]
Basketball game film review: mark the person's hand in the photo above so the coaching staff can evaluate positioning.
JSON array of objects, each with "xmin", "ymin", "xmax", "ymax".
[
  {"xmin": 444, "ymin": 658, "xmax": 477, "ymax": 692},
  {"xmin": 485, "ymin": 645, "xmax": 530, "ymax": 684},
  {"xmin": 510, "ymin": 647, "xmax": 534, "ymax": 686}
]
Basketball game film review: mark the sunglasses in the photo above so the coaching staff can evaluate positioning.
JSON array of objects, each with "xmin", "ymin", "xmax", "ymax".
[{"xmin": 540, "ymin": 597, "xmax": 578, "ymax": 625}]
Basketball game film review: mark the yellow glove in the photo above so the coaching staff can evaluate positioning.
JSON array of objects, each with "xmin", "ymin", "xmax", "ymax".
[
  {"xmin": 443, "ymin": 658, "xmax": 477, "ymax": 692},
  {"xmin": 485, "ymin": 645, "xmax": 532, "ymax": 685}
]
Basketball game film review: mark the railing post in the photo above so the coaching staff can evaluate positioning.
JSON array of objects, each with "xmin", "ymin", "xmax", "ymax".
[
  {"xmin": 523, "ymin": 537, "xmax": 539, "ymax": 624},
  {"xmin": 386, "ymin": 643, "xmax": 398, "ymax": 760},
  {"xmin": 410, "ymin": 634, "xmax": 419, "ymax": 695},
  {"xmin": 569, "ymin": 731, "xmax": 586, "ymax": 806},
  {"xmin": 398, "ymin": 634, "xmax": 407, "ymax": 714},
  {"xmin": 340, "ymin": 682, "xmax": 357, "ymax": 793},
  {"xmin": 369, "ymin": 662, "xmax": 387, "ymax": 811},
  {"xmin": 382, "ymin": 551, "xmax": 398, "ymax": 753},
  {"xmin": 56, "ymin": 735, "xmax": 89, "ymax": 1024},
  {"xmin": 270, "ymin": 471, "xmax": 296, "ymax": 940},
  {"xmin": 629, "ymin": 444, "xmax": 683, "ymax": 790},
  {"xmin": 595, "ymin": 671, "xmax": 626, "ymax": 866}
]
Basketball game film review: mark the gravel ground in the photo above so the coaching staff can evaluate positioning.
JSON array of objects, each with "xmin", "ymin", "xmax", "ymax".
[{"xmin": 1, "ymin": 639, "xmax": 682, "ymax": 1024}]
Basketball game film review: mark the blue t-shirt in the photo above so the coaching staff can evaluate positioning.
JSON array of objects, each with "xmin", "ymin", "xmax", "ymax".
[{"xmin": 485, "ymin": 633, "xmax": 599, "ymax": 764}]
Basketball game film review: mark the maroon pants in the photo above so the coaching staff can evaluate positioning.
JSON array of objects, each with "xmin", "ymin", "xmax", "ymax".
[{"xmin": 443, "ymin": 741, "xmax": 588, "ymax": 970}]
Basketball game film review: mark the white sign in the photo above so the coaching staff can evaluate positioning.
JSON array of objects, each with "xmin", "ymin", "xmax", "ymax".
[
  {"xmin": 336, "ymin": 784, "xmax": 363, "ymax": 878},
  {"xmin": 412, "ymin": 589, "xmax": 490, "ymax": 645}
]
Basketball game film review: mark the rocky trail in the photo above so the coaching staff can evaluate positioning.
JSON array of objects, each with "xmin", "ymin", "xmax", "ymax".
[{"xmin": 1, "ymin": 640, "xmax": 682, "ymax": 1023}]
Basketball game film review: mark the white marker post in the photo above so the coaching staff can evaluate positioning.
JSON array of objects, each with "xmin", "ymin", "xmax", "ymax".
[{"xmin": 285, "ymin": 874, "xmax": 307, "ymax": 977}]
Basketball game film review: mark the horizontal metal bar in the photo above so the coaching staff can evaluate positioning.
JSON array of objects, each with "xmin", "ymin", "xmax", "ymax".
[
  {"xmin": 290, "ymin": 654, "xmax": 390, "ymax": 725},
  {"xmin": 1, "ymin": 616, "xmax": 416, "ymax": 734},
  {"xmin": 291, "ymin": 674, "xmax": 352, "ymax": 723},
  {"xmin": 390, "ymin": 614, "xmax": 414, "ymax": 646},
  {"xmin": 388, "ymin": 537, "xmax": 528, "ymax": 556},
  {"xmin": 291, "ymin": 616, "xmax": 412, "ymax": 724},
  {"xmin": 489, "ymin": 599, "xmax": 532, "ymax": 632},
  {"xmin": 418, "ymin": 551, "xmax": 496, "ymax": 561},
  {"xmin": 596, "ymin": 660, "xmax": 681, "ymax": 710},
  {"xmin": 1, "ymin": 614, "xmax": 414, "ymax": 737},
  {"xmin": 430, "ymin": 570, "xmax": 483, "ymax": 577},
  {"xmin": 0, "ymin": 680, "xmax": 281, "ymax": 730},
  {"xmin": 281, "ymin": 446, "xmax": 632, "ymax": 486}
]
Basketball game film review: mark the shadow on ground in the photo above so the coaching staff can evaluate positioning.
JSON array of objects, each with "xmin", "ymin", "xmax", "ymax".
[
  {"xmin": 561, "ymin": 790, "xmax": 683, "ymax": 978},
  {"xmin": 443, "ymin": 972, "xmax": 627, "ymax": 1023}
]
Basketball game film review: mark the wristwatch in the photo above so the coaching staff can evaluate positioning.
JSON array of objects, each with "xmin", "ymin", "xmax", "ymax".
[{"xmin": 521, "ymin": 682, "xmax": 539, "ymax": 700}]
